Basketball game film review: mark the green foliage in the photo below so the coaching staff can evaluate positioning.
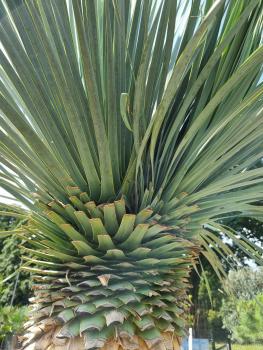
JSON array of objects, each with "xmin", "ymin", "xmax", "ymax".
[
  {"xmin": 224, "ymin": 216, "xmax": 263, "ymax": 263},
  {"xmin": 0, "ymin": 235, "xmax": 31, "ymax": 306},
  {"xmin": 207, "ymin": 309, "xmax": 220, "ymax": 326},
  {"xmin": 216, "ymin": 344, "xmax": 263, "ymax": 350},
  {"xmin": 0, "ymin": 210, "xmax": 18, "ymax": 232},
  {"xmin": 193, "ymin": 267, "xmax": 263, "ymax": 343},
  {"xmin": 220, "ymin": 268, "xmax": 263, "ymax": 344},
  {"xmin": 0, "ymin": 306, "xmax": 28, "ymax": 340},
  {"xmin": 221, "ymin": 294, "xmax": 263, "ymax": 344},
  {"xmin": 224, "ymin": 267, "xmax": 263, "ymax": 300},
  {"xmin": 0, "ymin": 208, "xmax": 30, "ymax": 306},
  {"xmin": 192, "ymin": 267, "xmax": 227, "ymax": 340},
  {"xmin": 0, "ymin": 207, "xmax": 19, "ymax": 251},
  {"xmin": 198, "ymin": 269, "xmax": 223, "ymax": 310},
  {"xmin": 232, "ymin": 345, "xmax": 263, "ymax": 350}
]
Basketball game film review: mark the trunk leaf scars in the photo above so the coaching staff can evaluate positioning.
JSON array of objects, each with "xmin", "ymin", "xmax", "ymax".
[{"xmin": 20, "ymin": 199, "xmax": 197, "ymax": 350}]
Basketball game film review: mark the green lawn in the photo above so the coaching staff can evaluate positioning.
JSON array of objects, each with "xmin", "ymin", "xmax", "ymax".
[
  {"xmin": 216, "ymin": 344, "xmax": 263, "ymax": 350},
  {"xmin": 232, "ymin": 345, "xmax": 263, "ymax": 350}
]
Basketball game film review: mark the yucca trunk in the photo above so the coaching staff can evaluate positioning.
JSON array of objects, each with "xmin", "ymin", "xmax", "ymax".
[
  {"xmin": 19, "ymin": 199, "xmax": 197, "ymax": 350},
  {"xmin": 21, "ymin": 330, "xmax": 181, "ymax": 350}
]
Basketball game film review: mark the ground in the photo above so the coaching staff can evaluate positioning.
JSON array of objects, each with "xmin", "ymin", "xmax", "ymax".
[{"xmin": 216, "ymin": 344, "xmax": 263, "ymax": 350}]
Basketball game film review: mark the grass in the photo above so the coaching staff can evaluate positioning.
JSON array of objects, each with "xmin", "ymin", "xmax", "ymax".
[
  {"xmin": 232, "ymin": 345, "xmax": 263, "ymax": 350},
  {"xmin": 216, "ymin": 344, "xmax": 263, "ymax": 350}
]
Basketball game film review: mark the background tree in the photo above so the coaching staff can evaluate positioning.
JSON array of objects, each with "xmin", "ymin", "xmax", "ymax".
[
  {"xmin": 0, "ymin": 208, "xmax": 30, "ymax": 306},
  {"xmin": 221, "ymin": 267, "xmax": 263, "ymax": 344},
  {"xmin": 190, "ymin": 263, "xmax": 227, "ymax": 342},
  {"xmin": 192, "ymin": 267, "xmax": 263, "ymax": 344},
  {"xmin": 0, "ymin": 209, "xmax": 29, "ymax": 348},
  {"xmin": 224, "ymin": 217, "xmax": 263, "ymax": 263},
  {"xmin": 224, "ymin": 267, "xmax": 263, "ymax": 299},
  {"xmin": 221, "ymin": 295, "xmax": 263, "ymax": 344},
  {"xmin": 0, "ymin": 207, "xmax": 19, "ymax": 233}
]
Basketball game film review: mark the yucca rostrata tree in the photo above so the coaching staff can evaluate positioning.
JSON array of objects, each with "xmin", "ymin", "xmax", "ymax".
[{"xmin": 0, "ymin": 0, "xmax": 263, "ymax": 349}]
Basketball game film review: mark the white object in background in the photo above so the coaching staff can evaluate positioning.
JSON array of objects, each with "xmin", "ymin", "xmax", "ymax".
[{"xmin": 188, "ymin": 328, "xmax": 193, "ymax": 350}]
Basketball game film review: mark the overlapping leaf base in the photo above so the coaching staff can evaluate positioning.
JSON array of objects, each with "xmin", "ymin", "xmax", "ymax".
[
  {"xmin": 20, "ymin": 328, "xmax": 181, "ymax": 350},
  {"xmin": 20, "ymin": 198, "xmax": 197, "ymax": 349}
]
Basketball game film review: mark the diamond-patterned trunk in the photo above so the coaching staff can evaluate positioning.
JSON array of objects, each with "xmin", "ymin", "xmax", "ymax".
[{"xmin": 19, "ymin": 198, "xmax": 197, "ymax": 350}]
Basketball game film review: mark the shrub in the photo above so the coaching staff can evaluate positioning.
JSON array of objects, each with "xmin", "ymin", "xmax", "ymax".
[
  {"xmin": 221, "ymin": 294, "xmax": 263, "ymax": 344},
  {"xmin": 0, "ymin": 306, "xmax": 28, "ymax": 341}
]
